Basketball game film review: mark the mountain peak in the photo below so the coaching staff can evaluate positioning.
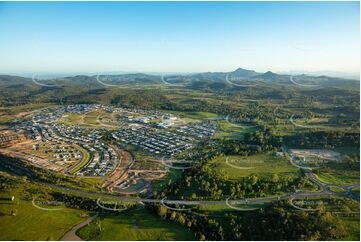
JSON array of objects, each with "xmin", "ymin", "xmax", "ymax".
[
  {"xmin": 235, "ymin": 67, "xmax": 251, "ymax": 71},
  {"xmin": 231, "ymin": 68, "xmax": 258, "ymax": 77},
  {"xmin": 250, "ymin": 70, "xmax": 281, "ymax": 81}
]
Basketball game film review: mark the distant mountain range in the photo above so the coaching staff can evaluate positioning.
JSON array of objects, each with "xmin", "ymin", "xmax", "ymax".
[
  {"xmin": 159, "ymin": 68, "xmax": 359, "ymax": 89},
  {"xmin": 0, "ymin": 67, "xmax": 359, "ymax": 108},
  {"xmin": 0, "ymin": 68, "xmax": 359, "ymax": 92}
]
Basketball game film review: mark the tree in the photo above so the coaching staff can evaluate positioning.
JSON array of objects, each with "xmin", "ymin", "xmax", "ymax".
[
  {"xmin": 249, "ymin": 175, "xmax": 258, "ymax": 185},
  {"xmin": 186, "ymin": 220, "xmax": 192, "ymax": 228},
  {"xmin": 170, "ymin": 211, "xmax": 177, "ymax": 220},
  {"xmin": 177, "ymin": 214, "xmax": 186, "ymax": 225},
  {"xmin": 157, "ymin": 206, "xmax": 167, "ymax": 218},
  {"xmin": 271, "ymin": 174, "xmax": 279, "ymax": 183}
]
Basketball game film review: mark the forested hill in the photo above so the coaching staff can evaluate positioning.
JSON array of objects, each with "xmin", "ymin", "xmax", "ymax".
[{"xmin": 0, "ymin": 68, "xmax": 359, "ymax": 108}]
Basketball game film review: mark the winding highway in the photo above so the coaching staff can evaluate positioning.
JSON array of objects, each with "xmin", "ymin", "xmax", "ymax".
[
  {"xmin": 282, "ymin": 145, "xmax": 359, "ymax": 201},
  {"xmin": 2, "ymin": 142, "xmax": 359, "ymax": 211},
  {"xmin": 37, "ymin": 173, "xmax": 355, "ymax": 209}
]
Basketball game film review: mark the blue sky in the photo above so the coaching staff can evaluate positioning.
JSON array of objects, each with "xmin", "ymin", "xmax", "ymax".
[{"xmin": 0, "ymin": 1, "xmax": 359, "ymax": 74}]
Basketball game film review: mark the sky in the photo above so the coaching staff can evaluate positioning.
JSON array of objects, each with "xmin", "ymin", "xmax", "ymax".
[{"xmin": 0, "ymin": 1, "xmax": 359, "ymax": 75}]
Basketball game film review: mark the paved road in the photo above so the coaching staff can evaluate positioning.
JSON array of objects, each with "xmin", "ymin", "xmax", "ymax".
[
  {"xmin": 60, "ymin": 214, "xmax": 98, "ymax": 241},
  {"xmin": 41, "ymin": 180, "xmax": 342, "ymax": 207},
  {"xmin": 282, "ymin": 145, "xmax": 359, "ymax": 201},
  {"xmin": 19, "ymin": 145, "xmax": 357, "ymax": 209},
  {"xmin": 2, "ymin": 144, "xmax": 359, "ymax": 209}
]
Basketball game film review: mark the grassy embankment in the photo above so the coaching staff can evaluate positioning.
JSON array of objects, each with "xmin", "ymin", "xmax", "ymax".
[{"xmin": 77, "ymin": 209, "xmax": 195, "ymax": 241}]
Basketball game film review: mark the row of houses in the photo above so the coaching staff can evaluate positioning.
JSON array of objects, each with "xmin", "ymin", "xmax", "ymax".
[
  {"xmin": 0, "ymin": 133, "xmax": 21, "ymax": 147},
  {"xmin": 19, "ymin": 104, "xmax": 216, "ymax": 178},
  {"xmin": 113, "ymin": 122, "xmax": 216, "ymax": 157},
  {"xmin": 24, "ymin": 121, "xmax": 119, "ymax": 177}
]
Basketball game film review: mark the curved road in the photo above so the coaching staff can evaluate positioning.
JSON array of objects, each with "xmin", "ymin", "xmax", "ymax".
[
  {"xmin": 282, "ymin": 145, "xmax": 359, "ymax": 201},
  {"xmin": 19, "ymin": 145, "xmax": 356, "ymax": 210},
  {"xmin": 60, "ymin": 214, "xmax": 98, "ymax": 241}
]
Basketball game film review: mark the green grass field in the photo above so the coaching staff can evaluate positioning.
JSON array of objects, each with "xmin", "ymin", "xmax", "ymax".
[
  {"xmin": 162, "ymin": 110, "xmax": 220, "ymax": 120},
  {"xmin": 57, "ymin": 110, "xmax": 107, "ymax": 128},
  {"xmin": 68, "ymin": 146, "xmax": 92, "ymax": 174},
  {"xmin": 208, "ymin": 153, "xmax": 298, "ymax": 179},
  {"xmin": 77, "ymin": 209, "xmax": 195, "ymax": 240},
  {"xmin": 214, "ymin": 120, "xmax": 256, "ymax": 139},
  {"xmin": 0, "ymin": 191, "xmax": 89, "ymax": 241},
  {"xmin": 83, "ymin": 111, "xmax": 102, "ymax": 125},
  {"xmin": 329, "ymin": 186, "xmax": 346, "ymax": 194},
  {"xmin": 58, "ymin": 113, "xmax": 83, "ymax": 125},
  {"xmin": 79, "ymin": 176, "xmax": 105, "ymax": 190},
  {"xmin": 313, "ymin": 162, "xmax": 359, "ymax": 185},
  {"xmin": 315, "ymin": 172, "xmax": 359, "ymax": 185}
]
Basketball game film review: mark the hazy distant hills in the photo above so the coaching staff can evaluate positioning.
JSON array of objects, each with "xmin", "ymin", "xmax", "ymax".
[
  {"xmin": 0, "ymin": 68, "xmax": 359, "ymax": 95},
  {"xmin": 165, "ymin": 68, "xmax": 359, "ymax": 89},
  {"xmin": 0, "ymin": 68, "xmax": 358, "ymax": 107}
]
